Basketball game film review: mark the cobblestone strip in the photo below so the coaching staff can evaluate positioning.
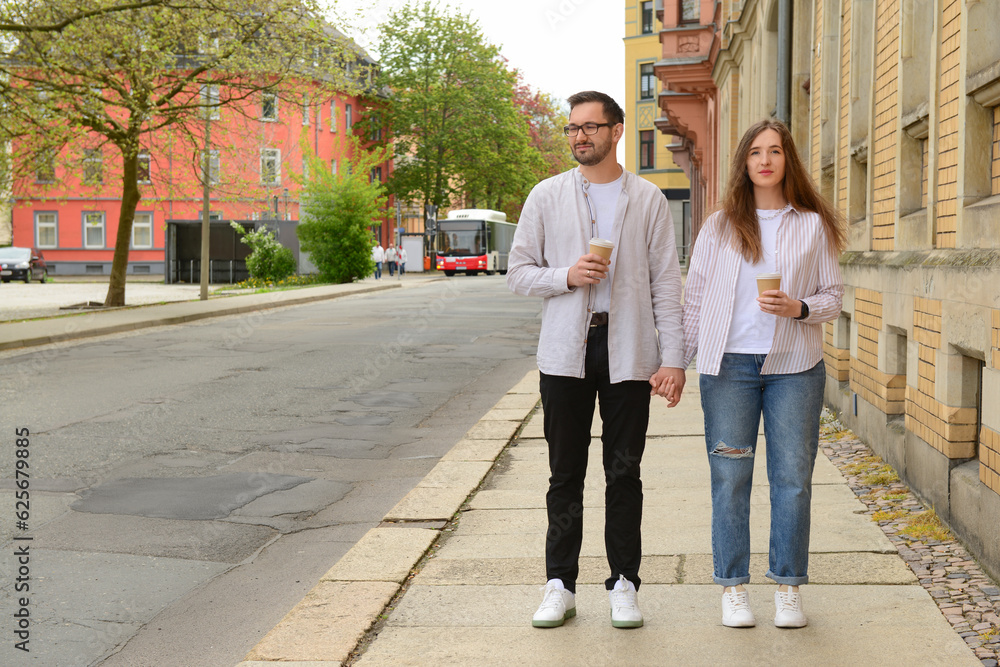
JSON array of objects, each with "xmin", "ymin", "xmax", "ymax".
[{"xmin": 820, "ymin": 413, "xmax": 1000, "ymax": 666}]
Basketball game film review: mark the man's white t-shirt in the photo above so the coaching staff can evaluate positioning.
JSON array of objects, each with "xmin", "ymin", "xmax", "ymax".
[{"xmin": 586, "ymin": 174, "xmax": 622, "ymax": 315}]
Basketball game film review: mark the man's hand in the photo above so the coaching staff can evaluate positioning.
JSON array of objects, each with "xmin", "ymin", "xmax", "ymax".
[
  {"xmin": 649, "ymin": 366, "xmax": 686, "ymax": 407},
  {"xmin": 567, "ymin": 253, "xmax": 610, "ymax": 288}
]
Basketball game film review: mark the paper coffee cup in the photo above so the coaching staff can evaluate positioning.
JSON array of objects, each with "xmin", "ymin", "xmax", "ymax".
[
  {"xmin": 589, "ymin": 238, "xmax": 614, "ymax": 261},
  {"xmin": 756, "ymin": 273, "xmax": 781, "ymax": 296}
]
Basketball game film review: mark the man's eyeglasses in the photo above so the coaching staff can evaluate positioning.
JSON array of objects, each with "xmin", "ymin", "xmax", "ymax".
[{"xmin": 563, "ymin": 122, "xmax": 612, "ymax": 137}]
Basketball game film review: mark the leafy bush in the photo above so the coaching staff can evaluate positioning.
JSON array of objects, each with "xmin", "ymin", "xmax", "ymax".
[
  {"xmin": 297, "ymin": 136, "xmax": 387, "ymax": 284},
  {"xmin": 231, "ymin": 221, "xmax": 296, "ymax": 283}
]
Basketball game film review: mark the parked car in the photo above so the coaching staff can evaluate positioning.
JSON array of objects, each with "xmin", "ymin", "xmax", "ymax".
[{"xmin": 0, "ymin": 246, "xmax": 48, "ymax": 283}]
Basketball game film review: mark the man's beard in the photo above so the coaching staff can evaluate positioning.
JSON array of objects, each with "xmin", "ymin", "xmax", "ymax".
[{"xmin": 572, "ymin": 140, "xmax": 611, "ymax": 166}]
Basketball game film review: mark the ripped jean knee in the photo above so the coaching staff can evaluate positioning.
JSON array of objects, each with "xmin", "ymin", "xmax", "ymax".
[{"xmin": 710, "ymin": 441, "xmax": 755, "ymax": 459}]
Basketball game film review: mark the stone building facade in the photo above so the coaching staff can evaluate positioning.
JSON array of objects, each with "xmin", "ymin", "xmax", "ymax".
[{"xmin": 655, "ymin": 0, "xmax": 1000, "ymax": 579}]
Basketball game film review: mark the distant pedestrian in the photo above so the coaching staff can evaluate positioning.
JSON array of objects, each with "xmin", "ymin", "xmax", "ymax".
[
  {"xmin": 682, "ymin": 118, "xmax": 846, "ymax": 629},
  {"xmin": 386, "ymin": 243, "xmax": 398, "ymax": 277},
  {"xmin": 372, "ymin": 243, "xmax": 385, "ymax": 279},
  {"xmin": 507, "ymin": 90, "xmax": 686, "ymax": 630},
  {"xmin": 397, "ymin": 246, "xmax": 407, "ymax": 277}
]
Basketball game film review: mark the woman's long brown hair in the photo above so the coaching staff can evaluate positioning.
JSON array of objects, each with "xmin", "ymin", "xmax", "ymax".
[{"xmin": 720, "ymin": 119, "xmax": 846, "ymax": 262}]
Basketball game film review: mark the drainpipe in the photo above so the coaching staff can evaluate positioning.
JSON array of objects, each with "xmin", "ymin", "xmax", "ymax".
[{"xmin": 776, "ymin": 0, "xmax": 793, "ymax": 125}]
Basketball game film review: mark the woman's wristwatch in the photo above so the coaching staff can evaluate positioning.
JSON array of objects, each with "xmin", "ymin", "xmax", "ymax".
[{"xmin": 795, "ymin": 300, "xmax": 810, "ymax": 320}]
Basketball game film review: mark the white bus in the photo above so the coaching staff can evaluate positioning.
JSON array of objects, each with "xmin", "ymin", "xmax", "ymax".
[{"xmin": 434, "ymin": 209, "xmax": 516, "ymax": 276}]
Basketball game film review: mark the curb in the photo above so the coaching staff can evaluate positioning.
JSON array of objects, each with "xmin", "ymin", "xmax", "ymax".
[
  {"xmin": 237, "ymin": 370, "xmax": 541, "ymax": 665},
  {"xmin": 0, "ymin": 281, "xmax": 417, "ymax": 352}
]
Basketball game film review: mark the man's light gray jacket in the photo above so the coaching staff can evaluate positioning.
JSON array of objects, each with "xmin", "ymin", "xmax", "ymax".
[{"xmin": 507, "ymin": 167, "xmax": 684, "ymax": 383}]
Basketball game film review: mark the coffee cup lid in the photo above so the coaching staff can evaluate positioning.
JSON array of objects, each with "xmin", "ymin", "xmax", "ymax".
[
  {"xmin": 756, "ymin": 272, "xmax": 781, "ymax": 279},
  {"xmin": 590, "ymin": 238, "xmax": 613, "ymax": 248}
]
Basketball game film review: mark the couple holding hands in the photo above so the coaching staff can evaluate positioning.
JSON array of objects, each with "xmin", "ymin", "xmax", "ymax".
[{"xmin": 507, "ymin": 91, "xmax": 846, "ymax": 630}]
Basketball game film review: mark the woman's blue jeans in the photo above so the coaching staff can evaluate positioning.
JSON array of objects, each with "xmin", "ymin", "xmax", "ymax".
[{"xmin": 700, "ymin": 354, "xmax": 826, "ymax": 586}]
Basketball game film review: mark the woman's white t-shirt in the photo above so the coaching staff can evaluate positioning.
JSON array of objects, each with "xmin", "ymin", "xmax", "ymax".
[{"xmin": 724, "ymin": 211, "xmax": 783, "ymax": 354}]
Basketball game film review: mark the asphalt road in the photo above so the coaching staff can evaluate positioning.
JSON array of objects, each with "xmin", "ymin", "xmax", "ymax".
[{"xmin": 0, "ymin": 276, "xmax": 541, "ymax": 666}]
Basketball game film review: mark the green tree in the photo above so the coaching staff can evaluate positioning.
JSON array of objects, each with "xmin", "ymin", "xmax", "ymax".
[
  {"xmin": 296, "ymin": 136, "xmax": 387, "ymax": 284},
  {"xmin": 375, "ymin": 1, "xmax": 541, "ymax": 215},
  {"xmin": 0, "ymin": 0, "xmax": 363, "ymax": 306}
]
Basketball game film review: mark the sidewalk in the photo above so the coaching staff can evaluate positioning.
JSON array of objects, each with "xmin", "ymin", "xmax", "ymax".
[
  {"xmin": 238, "ymin": 370, "xmax": 981, "ymax": 667},
  {"xmin": 0, "ymin": 275, "xmax": 435, "ymax": 352}
]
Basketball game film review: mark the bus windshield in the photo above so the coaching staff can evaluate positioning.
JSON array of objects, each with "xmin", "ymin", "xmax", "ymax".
[{"xmin": 436, "ymin": 222, "xmax": 485, "ymax": 256}]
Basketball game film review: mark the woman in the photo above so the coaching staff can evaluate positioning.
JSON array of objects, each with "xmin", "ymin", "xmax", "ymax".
[{"xmin": 681, "ymin": 119, "xmax": 846, "ymax": 628}]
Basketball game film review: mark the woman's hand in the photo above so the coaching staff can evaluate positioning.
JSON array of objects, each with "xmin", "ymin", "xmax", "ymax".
[{"xmin": 757, "ymin": 290, "xmax": 805, "ymax": 319}]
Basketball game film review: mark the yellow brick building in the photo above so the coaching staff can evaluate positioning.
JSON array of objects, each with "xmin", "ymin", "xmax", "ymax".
[
  {"xmin": 623, "ymin": 0, "xmax": 692, "ymax": 263},
  {"xmin": 656, "ymin": 0, "xmax": 1000, "ymax": 580}
]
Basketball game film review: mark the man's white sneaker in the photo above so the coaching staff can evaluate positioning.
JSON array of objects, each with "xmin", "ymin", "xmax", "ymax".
[
  {"xmin": 774, "ymin": 588, "xmax": 808, "ymax": 628},
  {"xmin": 721, "ymin": 588, "xmax": 756, "ymax": 627},
  {"xmin": 532, "ymin": 579, "xmax": 576, "ymax": 628},
  {"xmin": 609, "ymin": 575, "xmax": 643, "ymax": 628}
]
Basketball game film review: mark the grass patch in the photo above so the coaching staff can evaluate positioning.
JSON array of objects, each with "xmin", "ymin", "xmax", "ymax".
[
  {"xmin": 881, "ymin": 492, "xmax": 909, "ymax": 501},
  {"xmin": 980, "ymin": 627, "xmax": 999, "ymax": 642},
  {"xmin": 234, "ymin": 274, "xmax": 330, "ymax": 290},
  {"xmin": 872, "ymin": 509, "xmax": 908, "ymax": 522},
  {"xmin": 899, "ymin": 509, "xmax": 952, "ymax": 541},
  {"xmin": 862, "ymin": 465, "xmax": 901, "ymax": 485}
]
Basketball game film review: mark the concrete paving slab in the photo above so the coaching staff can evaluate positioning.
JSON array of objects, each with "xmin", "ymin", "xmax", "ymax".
[
  {"xmin": 507, "ymin": 371, "xmax": 540, "ymax": 394},
  {"xmin": 416, "ymin": 460, "xmax": 495, "ymax": 490},
  {"xmin": 479, "ymin": 408, "xmax": 535, "ymax": 421},
  {"xmin": 464, "ymin": 419, "xmax": 520, "ymax": 441},
  {"xmin": 417, "ymin": 555, "xmax": 682, "ymax": 586},
  {"xmin": 245, "ymin": 581, "xmax": 399, "ymax": 664},
  {"xmin": 321, "ymin": 527, "xmax": 438, "ymax": 583},
  {"xmin": 680, "ymin": 552, "xmax": 917, "ymax": 585},
  {"xmin": 492, "ymin": 392, "xmax": 541, "ymax": 411},
  {"xmin": 356, "ymin": 585, "xmax": 978, "ymax": 666},
  {"xmin": 383, "ymin": 485, "xmax": 472, "ymax": 522},
  {"xmin": 237, "ymin": 662, "xmax": 340, "ymax": 666},
  {"xmin": 439, "ymin": 438, "xmax": 509, "ymax": 462}
]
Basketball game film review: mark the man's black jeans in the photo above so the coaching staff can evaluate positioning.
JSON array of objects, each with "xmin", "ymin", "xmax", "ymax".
[{"xmin": 538, "ymin": 323, "xmax": 650, "ymax": 594}]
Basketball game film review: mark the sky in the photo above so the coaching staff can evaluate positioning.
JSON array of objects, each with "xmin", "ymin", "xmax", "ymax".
[{"xmin": 328, "ymin": 0, "xmax": 628, "ymax": 159}]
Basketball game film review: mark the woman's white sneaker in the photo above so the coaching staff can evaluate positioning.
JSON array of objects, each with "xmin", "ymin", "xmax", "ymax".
[
  {"xmin": 774, "ymin": 587, "xmax": 808, "ymax": 628},
  {"xmin": 532, "ymin": 579, "xmax": 576, "ymax": 628},
  {"xmin": 721, "ymin": 588, "xmax": 756, "ymax": 627}
]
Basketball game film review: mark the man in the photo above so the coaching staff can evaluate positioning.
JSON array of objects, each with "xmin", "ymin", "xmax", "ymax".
[
  {"xmin": 386, "ymin": 242, "xmax": 398, "ymax": 277},
  {"xmin": 507, "ymin": 91, "xmax": 686, "ymax": 629},
  {"xmin": 372, "ymin": 242, "xmax": 384, "ymax": 279},
  {"xmin": 397, "ymin": 245, "xmax": 407, "ymax": 277}
]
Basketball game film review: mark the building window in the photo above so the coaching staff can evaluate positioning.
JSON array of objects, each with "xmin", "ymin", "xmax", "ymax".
[
  {"xmin": 302, "ymin": 95, "xmax": 310, "ymax": 125},
  {"xmin": 83, "ymin": 148, "xmax": 103, "ymax": 184},
  {"xmin": 641, "ymin": 1, "xmax": 654, "ymax": 34},
  {"xmin": 201, "ymin": 84, "xmax": 220, "ymax": 120},
  {"xmin": 331, "ymin": 158, "xmax": 338, "ymax": 175},
  {"xmin": 261, "ymin": 148, "xmax": 281, "ymax": 186},
  {"xmin": 370, "ymin": 114, "xmax": 382, "ymax": 141},
  {"xmin": 680, "ymin": 0, "xmax": 699, "ymax": 23},
  {"xmin": 137, "ymin": 150, "xmax": 151, "ymax": 183},
  {"xmin": 370, "ymin": 166, "xmax": 382, "ymax": 183},
  {"xmin": 132, "ymin": 212, "xmax": 153, "ymax": 249},
  {"xmin": 345, "ymin": 103, "xmax": 353, "ymax": 131},
  {"xmin": 639, "ymin": 130, "xmax": 655, "ymax": 170},
  {"xmin": 202, "ymin": 149, "xmax": 220, "ymax": 185},
  {"xmin": 35, "ymin": 212, "xmax": 57, "ymax": 248},
  {"xmin": 302, "ymin": 157, "xmax": 310, "ymax": 181},
  {"xmin": 330, "ymin": 100, "xmax": 338, "ymax": 132},
  {"xmin": 640, "ymin": 63, "xmax": 656, "ymax": 100},
  {"xmin": 83, "ymin": 212, "xmax": 106, "ymax": 248},
  {"xmin": 35, "ymin": 153, "xmax": 55, "ymax": 183},
  {"xmin": 261, "ymin": 92, "xmax": 278, "ymax": 121}
]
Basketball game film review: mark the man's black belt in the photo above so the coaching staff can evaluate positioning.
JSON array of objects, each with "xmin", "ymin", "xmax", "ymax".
[{"xmin": 589, "ymin": 312, "xmax": 608, "ymax": 327}]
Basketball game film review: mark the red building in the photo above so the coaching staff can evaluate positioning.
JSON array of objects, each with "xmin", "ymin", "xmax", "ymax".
[{"xmin": 11, "ymin": 64, "xmax": 392, "ymax": 279}]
